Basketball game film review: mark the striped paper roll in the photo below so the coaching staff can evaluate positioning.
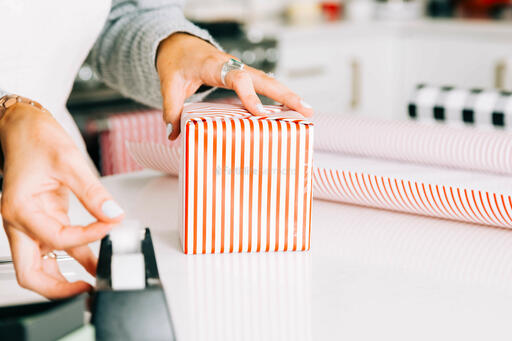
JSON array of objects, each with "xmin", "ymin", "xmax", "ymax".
[
  {"xmin": 128, "ymin": 143, "xmax": 512, "ymax": 230},
  {"xmin": 127, "ymin": 141, "xmax": 180, "ymax": 175},
  {"xmin": 313, "ymin": 153, "xmax": 512, "ymax": 229},
  {"xmin": 105, "ymin": 109, "xmax": 512, "ymax": 177},
  {"xmin": 313, "ymin": 113, "xmax": 512, "ymax": 175},
  {"xmin": 408, "ymin": 84, "xmax": 512, "ymax": 129},
  {"xmin": 101, "ymin": 103, "xmax": 512, "ymax": 231},
  {"xmin": 99, "ymin": 110, "xmax": 170, "ymax": 175},
  {"xmin": 178, "ymin": 103, "xmax": 314, "ymax": 254}
]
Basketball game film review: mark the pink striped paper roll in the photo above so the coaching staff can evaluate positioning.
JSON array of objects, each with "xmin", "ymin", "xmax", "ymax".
[
  {"xmin": 100, "ymin": 110, "xmax": 171, "ymax": 175},
  {"xmin": 178, "ymin": 103, "xmax": 314, "ymax": 254},
  {"xmin": 313, "ymin": 153, "xmax": 512, "ymax": 229},
  {"xmin": 127, "ymin": 141, "xmax": 178, "ymax": 175},
  {"xmin": 102, "ymin": 110, "xmax": 512, "ymax": 176},
  {"xmin": 313, "ymin": 114, "xmax": 512, "ymax": 175}
]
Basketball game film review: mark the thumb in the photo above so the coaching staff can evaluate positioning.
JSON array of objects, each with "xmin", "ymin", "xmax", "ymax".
[
  {"xmin": 161, "ymin": 78, "xmax": 187, "ymax": 140},
  {"xmin": 63, "ymin": 164, "xmax": 125, "ymax": 222}
]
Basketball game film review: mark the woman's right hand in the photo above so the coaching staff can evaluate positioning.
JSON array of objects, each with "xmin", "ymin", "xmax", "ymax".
[{"xmin": 0, "ymin": 102, "xmax": 124, "ymax": 298}]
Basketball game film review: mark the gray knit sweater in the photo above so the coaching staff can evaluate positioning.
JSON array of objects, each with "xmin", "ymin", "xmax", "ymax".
[{"xmin": 0, "ymin": 0, "xmax": 217, "ymax": 108}]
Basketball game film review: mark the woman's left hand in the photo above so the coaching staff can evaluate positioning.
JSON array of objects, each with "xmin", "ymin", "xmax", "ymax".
[{"xmin": 156, "ymin": 33, "xmax": 314, "ymax": 140}]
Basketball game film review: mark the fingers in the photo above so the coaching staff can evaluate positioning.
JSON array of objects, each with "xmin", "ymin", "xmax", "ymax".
[
  {"xmin": 61, "ymin": 160, "xmax": 124, "ymax": 223},
  {"xmin": 246, "ymin": 67, "xmax": 314, "ymax": 117},
  {"xmin": 217, "ymin": 59, "xmax": 313, "ymax": 117},
  {"xmin": 157, "ymin": 50, "xmax": 312, "ymax": 141},
  {"xmin": 7, "ymin": 226, "xmax": 93, "ymax": 299},
  {"xmin": 161, "ymin": 77, "xmax": 187, "ymax": 140},
  {"xmin": 19, "ymin": 211, "xmax": 113, "ymax": 250},
  {"xmin": 224, "ymin": 70, "xmax": 269, "ymax": 116},
  {"xmin": 1, "ymin": 156, "xmax": 120, "ymax": 251},
  {"xmin": 8, "ymin": 205, "xmax": 115, "ymax": 250},
  {"xmin": 41, "ymin": 256, "xmax": 68, "ymax": 282},
  {"xmin": 67, "ymin": 245, "xmax": 97, "ymax": 276},
  {"xmin": 25, "ymin": 272, "xmax": 92, "ymax": 299}
]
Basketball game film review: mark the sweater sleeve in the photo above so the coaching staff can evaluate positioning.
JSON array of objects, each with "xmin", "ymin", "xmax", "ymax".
[{"xmin": 89, "ymin": 0, "xmax": 220, "ymax": 109}]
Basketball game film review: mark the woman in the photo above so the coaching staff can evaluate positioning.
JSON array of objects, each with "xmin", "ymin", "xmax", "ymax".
[{"xmin": 0, "ymin": 0, "xmax": 312, "ymax": 299}]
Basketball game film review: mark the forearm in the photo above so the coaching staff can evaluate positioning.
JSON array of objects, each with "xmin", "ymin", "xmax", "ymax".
[{"xmin": 90, "ymin": 0, "xmax": 220, "ymax": 109}]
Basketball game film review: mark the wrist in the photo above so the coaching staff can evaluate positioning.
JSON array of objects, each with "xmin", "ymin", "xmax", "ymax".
[
  {"xmin": 0, "ymin": 101, "xmax": 48, "ymax": 133},
  {"xmin": 0, "ymin": 94, "xmax": 50, "ymax": 139},
  {"xmin": 0, "ymin": 103, "xmax": 52, "ymax": 160}
]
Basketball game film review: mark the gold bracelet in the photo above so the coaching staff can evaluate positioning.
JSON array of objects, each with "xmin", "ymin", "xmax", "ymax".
[{"xmin": 0, "ymin": 95, "xmax": 47, "ymax": 119}]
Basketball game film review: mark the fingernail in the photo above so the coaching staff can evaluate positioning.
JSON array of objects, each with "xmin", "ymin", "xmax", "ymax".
[
  {"xmin": 102, "ymin": 200, "xmax": 124, "ymax": 219},
  {"xmin": 166, "ymin": 123, "xmax": 172, "ymax": 138},
  {"xmin": 300, "ymin": 100, "xmax": 312, "ymax": 109},
  {"xmin": 256, "ymin": 104, "xmax": 270, "ymax": 115}
]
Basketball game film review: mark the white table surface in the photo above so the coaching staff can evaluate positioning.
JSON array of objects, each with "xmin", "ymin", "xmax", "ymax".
[{"xmin": 2, "ymin": 170, "xmax": 512, "ymax": 341}]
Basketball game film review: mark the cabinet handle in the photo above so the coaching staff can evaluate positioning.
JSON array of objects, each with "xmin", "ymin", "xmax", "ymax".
[
  {"xmin": 495, "ymin": 59, "xmax": 506, "ymax": 90},
  {"xmin": 286, "ymin": 65, "xmax": 326, "ymax": 79},
  {"xmin": 350, "ymin": 58, "xmax": 361, "ymax": 109}
]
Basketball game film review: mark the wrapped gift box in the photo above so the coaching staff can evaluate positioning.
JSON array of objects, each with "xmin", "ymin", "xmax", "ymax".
[{"xmin": 179, "ymin": 103, "xmax": 314, "ymax": 254}]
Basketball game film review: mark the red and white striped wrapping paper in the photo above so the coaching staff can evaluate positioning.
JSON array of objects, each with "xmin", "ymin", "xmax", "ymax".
[
  {"xmin": 312, "ymin": 153, "xmax": 512, "ymax": 229},
  {"xmin": 313, "ymin": 114, "xmax": 512, "ymax": 175},
  {"xmin": 177, "ymin": 103, "xmax": 314, "ymax": 254},
  {"xmin": 129, "ymin": 141, "xmax": 512, "ymax": 230},
  {"xmin": 102, "ymin": 104, "xmax": 512, "ymax": 231}
]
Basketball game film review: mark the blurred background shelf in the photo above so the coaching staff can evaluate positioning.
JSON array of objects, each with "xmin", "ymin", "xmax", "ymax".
[{"xmin": 66, "ymin": 0, "xmax": 512, "ymax": 173}]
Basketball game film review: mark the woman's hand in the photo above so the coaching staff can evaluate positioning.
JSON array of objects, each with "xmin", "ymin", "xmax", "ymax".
[
  {"xmin": 0, "ymin": 103, "xmax": 124, "ymax": 299},
  {"xmin": 156, "ymin": 33, "xmax": 314, "ymax": 140}
]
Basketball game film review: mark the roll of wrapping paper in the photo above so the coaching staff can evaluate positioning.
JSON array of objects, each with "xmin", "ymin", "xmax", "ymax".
[
  {"xmin": 101, "ymin": 103, "xmax": 512, "ymax": 229},
  {"xmin": 313, "ymin": 113, "xmax": 512, "ymax": 175},
  {"xmin": 128, "ymin": 143, "xmax": 512, "ymax": 230},
  {"xmin": 99, "ymin": 109, "xmax": 177, "ymax": 175},
  {"xmin": 102, "ymin": 109, "xmax": 512, "ymax": 176},
  {"xmin": 407, "ymin": 84, "xmax": 512, "ymax": 129},
  {"xmin": 312, "ymin": 153, "xmax": 512, "ymax": 229}
]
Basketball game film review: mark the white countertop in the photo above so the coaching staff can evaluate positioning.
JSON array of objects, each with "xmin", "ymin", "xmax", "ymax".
[{"xmin": 2, "ymin": 170, "xmax": 512, "ymax": 340}]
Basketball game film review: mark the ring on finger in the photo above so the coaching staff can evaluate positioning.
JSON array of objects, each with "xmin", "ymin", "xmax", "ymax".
[
  {"xmin": 42, "ymin": 251, "xmax": 57, "ymax": 260},
  {"xmin": 221, "ymin": 58, "xmax": 245, "ymax": 86}
]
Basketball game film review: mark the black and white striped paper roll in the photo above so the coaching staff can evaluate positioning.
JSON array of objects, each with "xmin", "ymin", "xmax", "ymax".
[{"xmin": 408, "ymin": 85, "xmax": 512, "ymax": 129}]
